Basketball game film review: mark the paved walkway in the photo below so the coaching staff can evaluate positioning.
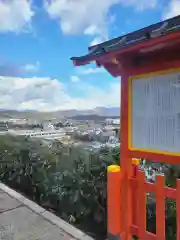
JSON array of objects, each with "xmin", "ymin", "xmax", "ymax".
[{"xmin": 0, "ymin": 183, "xmax": 93, "ymax": 240}]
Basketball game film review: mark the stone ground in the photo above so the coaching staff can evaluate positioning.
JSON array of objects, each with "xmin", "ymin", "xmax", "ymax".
[{"xmin": 0, "ymin": 184, "xmax": 93, "ymax": 240}]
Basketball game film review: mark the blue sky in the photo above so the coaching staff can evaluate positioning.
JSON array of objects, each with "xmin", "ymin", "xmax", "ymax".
[{"xmin": 0, "ymin": 0, "xmax": 179, "ymax": 111}]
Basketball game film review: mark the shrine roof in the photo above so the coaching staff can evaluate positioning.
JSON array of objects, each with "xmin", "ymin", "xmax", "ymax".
[{"xmin": 71, "ymin": 15, "xmax": 180, "ymax": 66}]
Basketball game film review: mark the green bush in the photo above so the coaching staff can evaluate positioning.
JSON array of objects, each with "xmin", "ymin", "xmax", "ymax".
[
  {"xmin": 0, "ymin": 136, "xmax": 119, "ymax": 239},
  {"xmin": 0, "ymin": 135, "xmax": 178, "ymax": 239}
]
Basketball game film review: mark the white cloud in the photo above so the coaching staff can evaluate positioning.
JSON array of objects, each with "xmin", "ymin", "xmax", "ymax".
[
  {"xmin": 45, "ymin": 0, "xmax": 158, "ymax": 39},
  {"xmin": 0, "ymin": 0, "xmax": 34, "ymax": 33},
  {"xmin": 44, "ymin": 0, "xmax": 118, "ymax": 36},
  {"xmin": 84, "ymin": 25, "xmax": 102, "ymax": 36},
  {"xmin": 90, "ymin": 36, "xmax": 107, "ymax": 46},
  {"xmin": 0, "ymin": 76, "xmax": 120, "ymax": 111},
  {"xmin": 71, "ymin": 76, "xmax": 80, "ymax": 82},
  {"xmin": 162, "ymin": 0, "xmax": 180, "ymax": 20},
  {"xmin": 77, "ymin": 67, "xmax": 105, "ymax": 75},
  {"xmin": 119, "ymin": 0, "xmax": 157, "ymax": 11},
  {"xmin": 22, "ymin": 61, "xmax": 40, "ymax": 73},
  {"xmin": 78, "ymin": 81, "xmax": 121, "ymax": 108}
]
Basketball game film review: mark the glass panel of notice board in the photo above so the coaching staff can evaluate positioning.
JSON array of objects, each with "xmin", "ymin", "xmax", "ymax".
[{"xmin": 131, "ymin": 70, "xmax": 180, "ymax": 154}]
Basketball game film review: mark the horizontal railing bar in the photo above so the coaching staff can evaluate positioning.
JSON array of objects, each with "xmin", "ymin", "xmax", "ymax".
[
  {"xmin": 131, "ymin": 178, "xmax": 177, "ymax": 199},
  {"xmin": 131, "ymin": 225, "xmax": 156, "ymax": 240},
  {"xmin": 164, "ymin": 186, "xmax": 176, "ymax": 199},
  {"xmin": 129, "ymin": 150, "xmax": 180, "ymax": 165}
]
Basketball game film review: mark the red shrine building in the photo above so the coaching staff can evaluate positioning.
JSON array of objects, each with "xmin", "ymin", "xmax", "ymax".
[{"xmin": 71, "ymin": 15, "xmax": 180, "ymax": 240}]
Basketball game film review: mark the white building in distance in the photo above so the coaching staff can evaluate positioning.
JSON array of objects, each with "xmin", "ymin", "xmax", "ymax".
[{"xmin": 105, "ymin": 118, "xmax": 120, "ymax": 125}]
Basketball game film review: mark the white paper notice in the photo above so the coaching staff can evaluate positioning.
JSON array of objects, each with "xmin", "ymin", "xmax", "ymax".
[{"xmin": 131, "ymin": 70, "xmax": 180, "ymax": 153}]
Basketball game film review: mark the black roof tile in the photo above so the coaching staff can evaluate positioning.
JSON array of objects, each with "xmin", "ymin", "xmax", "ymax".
[{"xmin": 71, "ymin": 15, "xmax": 180, "ymax": 65}]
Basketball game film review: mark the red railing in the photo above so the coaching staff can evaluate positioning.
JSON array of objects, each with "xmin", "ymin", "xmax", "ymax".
[{"xmin": 107, "ymin": 161, "xmax": 180, "ymax": 240}]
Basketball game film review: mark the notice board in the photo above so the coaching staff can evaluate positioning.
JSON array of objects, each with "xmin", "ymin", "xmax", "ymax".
[{"xmin": 129, "ymin": 69, "xmax": 180, "ymax": 155}]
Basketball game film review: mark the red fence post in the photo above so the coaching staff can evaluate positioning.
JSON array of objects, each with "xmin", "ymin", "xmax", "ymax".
[
  {"xmin": 137, "ymin": 170, "xmax": 146, "ymax": 240},
  {"xmin": 132, "ymin": 158, "xmax": 140, "ymax": 177},
  {"xmin": 176, "ymin": 179, "xmax": 180, "ymax": 240},
  {"xmin": 132, "ymin": 158, "xmax": 140, "ymax": 227},
  {"xmin": 156, "ymin": 174, "xmax": 165, "ymax": 240},
  {"xmin": 107, "ymin": 165, "xmax": 121, "ymax": 239}
]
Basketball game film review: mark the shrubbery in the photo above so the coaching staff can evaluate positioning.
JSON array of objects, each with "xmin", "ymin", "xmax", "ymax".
[
  {"xmin": 0, "ymin": 135, "xmax": 119, "ymax": 239},
  {"xmin": 0, "ymin": 135, "xmax": 178, "ymax": 239}
]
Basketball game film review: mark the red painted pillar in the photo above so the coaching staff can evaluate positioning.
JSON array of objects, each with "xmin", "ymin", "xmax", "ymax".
[
  {"xmin": 107, "ymin": 165, "xmax": 121, "ymax": 239},
  {"xmin": 120, "ymin": 70, "xmax": 132, "ymax": 240},
  {"xmin": 132, "ymin": 158, "xmax": 140, "ymax": 227}
]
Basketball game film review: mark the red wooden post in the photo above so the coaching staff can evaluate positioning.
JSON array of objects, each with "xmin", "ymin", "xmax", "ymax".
[
  {"xmin": 176, "ymin": 179, "xmax": 180, "ymax": 240},
  {"xmin": 156, "ymin": 175, "xmax": 165, "ymax": 240},
  {"xmin": 120, "ymin": 71, "xmax": 132, "ymax": 240},
  {"xmin": 132, "ymin": 158, "xmax": 140, "ymax": 177},
  {"xmin": 132, "ymin": 158, "xmax": 140, "ymax": 227},
  {"xmin": 107, "ymin": 165, "xmax": 121, "ymax": 239},
  {"xmin": 137, "ymin": 170, "xmax": 146, "ymax": 240}
]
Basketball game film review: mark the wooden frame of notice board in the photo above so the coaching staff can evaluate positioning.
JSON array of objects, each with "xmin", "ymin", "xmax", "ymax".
[{"xmin": 128, "ymin": 68, "xmax": 180, "ymax": 164}]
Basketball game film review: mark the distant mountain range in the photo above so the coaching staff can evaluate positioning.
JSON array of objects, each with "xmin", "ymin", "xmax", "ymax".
[
  {"xmin": 0, "ymin": 107, "xmax": 120, "ymax": 120},
  {"xmin": 93, "ymin": 107, "xmax": 120, "ymax": 116}
]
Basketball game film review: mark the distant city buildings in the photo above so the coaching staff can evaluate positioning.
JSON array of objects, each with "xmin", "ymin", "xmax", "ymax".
[
  {"xmin": 43, "ymin": 121, "xmax": 55, "ymax": 130},
  {"xmin": 105, "ymin": 118, "xmax": 120, "ymax": 125},
  {"xmin": 0, "ymin": 116, "xmax": 120, "ymax": 150},
  {"xmin": 0, "ymin": 120, "xmax": 8, "ymax": 132}
]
